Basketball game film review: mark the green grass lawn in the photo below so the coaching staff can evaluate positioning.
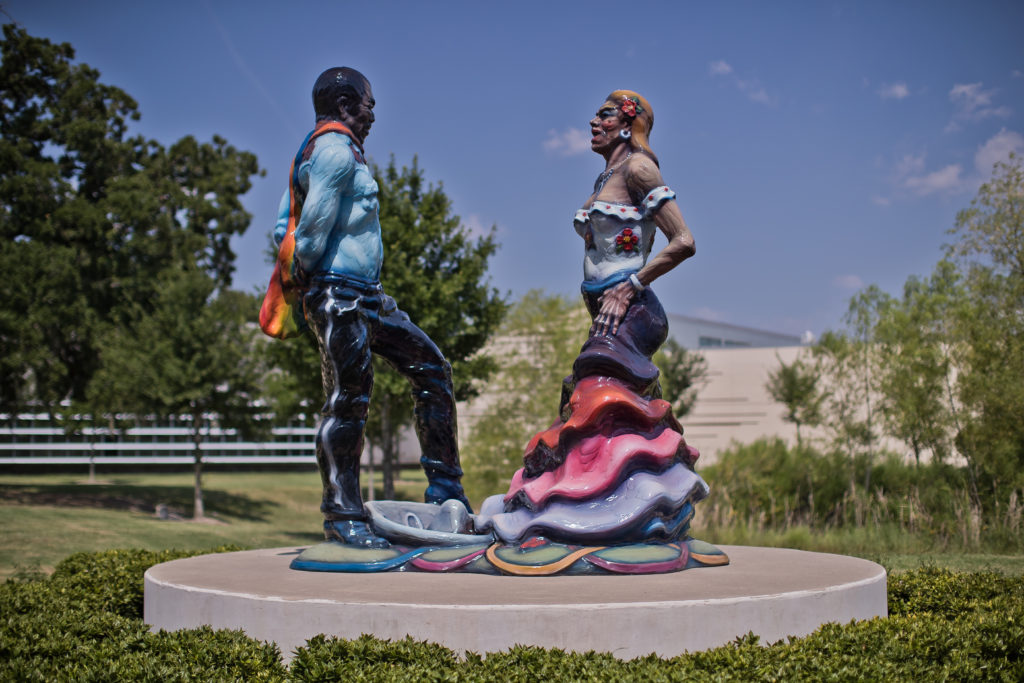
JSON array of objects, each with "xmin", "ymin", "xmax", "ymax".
[
  {"xmin": 2, "ymin": 470, "xmax": 1022, "ymax": 579},
  {"xmin": 0, "ymin": 470, "xmax": 427, "ymax": 579}
]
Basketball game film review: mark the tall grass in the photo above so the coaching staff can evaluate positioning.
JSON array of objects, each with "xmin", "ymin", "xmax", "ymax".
[{"xmin": 696, "ymin": 438, "xmax": 1023, "ymax": 555}]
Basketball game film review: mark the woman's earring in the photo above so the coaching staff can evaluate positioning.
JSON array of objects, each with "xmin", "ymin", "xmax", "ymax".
[{"xmin": 619, "ymin": 129, "xmax": 631, "ymax": 140}]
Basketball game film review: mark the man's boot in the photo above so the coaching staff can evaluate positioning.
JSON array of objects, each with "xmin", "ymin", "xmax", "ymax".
[{"xmin": 323, "ymin": 519, "xmax": 391, "ymax": 548}]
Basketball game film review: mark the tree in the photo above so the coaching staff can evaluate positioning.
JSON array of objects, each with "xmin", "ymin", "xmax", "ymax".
[
  {"xmin": 87, "ymin": 269, "xmax": 263, "ymax": 518},
  {"xmin": 943, "ymin": 155, "xmax": 1024, "ymax": 506},
  {"xmin": 815, "ymin": 156, "xmax": 1024, "ymax": 519},
  {"xmin": 460, "ymin": 291, "xmax": 590, "ymax": 502},
  {"xmin": 872, "ymin": 270, "xmax": 955, "ymax": 465},
  {"xmin": 0, "ymin": 26, "xmax": 261, "ymax": 418},
  {"xmin": 765, "ymin": 352, "xmax": 823, "ymax": 448},
  {"xmin": 259, "ymin": 330, "xmax": 321, "ymax": 429},
  {"xmin": 0, "ymin": 24, "xmax": 144, "ymax": 415},
  {"xmin": 653, "ymin": 337, "xmax": 708, "ymax": 418},
  {"xmin": 812, "ymin": 331, "xmax": 872, "ymax": 493},
  {"xmin": 366, "ymin": 158, "xmax": 506, "ymax": 497},
  {"xmin": 843, "ymin": 286, "xmax": 886, "ymax": 489},
  {"xmin": 947, "ymin": 154, "xmax": 1024, "ymax": 279}
]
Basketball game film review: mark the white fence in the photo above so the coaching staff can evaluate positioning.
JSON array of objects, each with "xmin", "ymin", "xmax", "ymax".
[{"xmin": 0, "ymin": 413, "xmax": 317, "ymax": 466}]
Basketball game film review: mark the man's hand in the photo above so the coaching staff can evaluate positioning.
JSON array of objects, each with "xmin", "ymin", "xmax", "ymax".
[{"xmin": 592, "ymin": 280, "xmax": 637, "ymax": 337}]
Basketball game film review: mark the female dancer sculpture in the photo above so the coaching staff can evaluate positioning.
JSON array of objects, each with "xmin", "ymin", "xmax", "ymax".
[
  {"xmin": 565, "ymin": 90, "xmax": 695, "ymax": 406},
  {"xmin": 474, "ymin": 92, "xmax": 726, "ymax": 571},
  {"xmin": 579, "ymin": 90, "xmax": 694, "ymax": 352}
]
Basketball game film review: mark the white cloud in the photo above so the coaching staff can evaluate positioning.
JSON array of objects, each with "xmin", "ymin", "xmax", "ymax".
[
  {"xmin": 542, "ymin": 128, "xmax": 591, "ymax": 157},
  {"xmin": 744, "ymin": 85, "xmax": 775, "ymax": 105},
  {"xmin": 948, "ymin": 82, "xmax": 1012, "ymax": 125},
  {"xmin": 904, "ymin": 164, "xmax": 964, "ymax": 195},
  {"xmin": 708, "ymin": 61, "xmax": 776, "ymax": 106},
  {"xmin": 709, "ymin": 60, "xmax": 733, "ymax": 76},
  {"xmin": 877, "ymin": 82, "xmax": 909, "ymax": 100},
  {"xmin": 833, "ymin": 275, "xmax": 864, "ymax": 290},
  {"xmin": 951, "ymin": 82, "xmax": 993, "ymax": 107},
  {"xmin": 890, "ymin": 152, "xmax": 962, "ymax": 196},
  {"xmin": 871, "ymin": 195, "xmax": 891, "ymax": 207},
  {"xmin": 1012, "ymin": 69, "xmax": 1024, "ymax": 79},
  {"xmin": 974, "ymin": 129, "xmax": 1024, "ymax": 174},
  {"xmin": 894, "ymin": 153, "xmax": 926, "ymax": 177}
]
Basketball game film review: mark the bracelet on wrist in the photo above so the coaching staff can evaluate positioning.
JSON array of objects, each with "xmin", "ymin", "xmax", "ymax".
[{"xmin": 628, "ymin": 274, "xmax": 645, "ymax": 292}]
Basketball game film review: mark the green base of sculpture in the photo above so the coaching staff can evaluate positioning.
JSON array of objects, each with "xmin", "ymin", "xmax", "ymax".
[{"xmin": 291, "ymin": 535, "xmax": 728, "ymax": 575}]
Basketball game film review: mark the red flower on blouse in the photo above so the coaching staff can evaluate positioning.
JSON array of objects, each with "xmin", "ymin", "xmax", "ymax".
[{"xmin": 616, "ymin": 228, "xmax": 640, "ymax": 252}]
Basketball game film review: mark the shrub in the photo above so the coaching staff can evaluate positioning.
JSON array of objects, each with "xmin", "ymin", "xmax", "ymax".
[
  {"xmin": 0, "ymin": 547, "xmax": 286, "ymax": 681},
  {"xmin": 2, "ymin": 549, "xmax": 1023, "ymax": 680},
  {"xmin": 701, "ymin": 438, "xmax": 1023, "ymax": 552}
]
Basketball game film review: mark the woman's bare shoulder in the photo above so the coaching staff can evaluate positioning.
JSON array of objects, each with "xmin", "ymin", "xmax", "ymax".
[{"xmin": 625, "ymin": 154, "xmax": 666, "ymax": 199}]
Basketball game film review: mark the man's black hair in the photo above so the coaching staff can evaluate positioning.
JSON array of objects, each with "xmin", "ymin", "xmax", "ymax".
[{"xmin": 313, "ymin": 67, "xmax": 370, "ymax": 122}]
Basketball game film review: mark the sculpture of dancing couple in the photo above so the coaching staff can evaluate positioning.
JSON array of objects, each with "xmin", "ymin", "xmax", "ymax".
[{"xmin": 261, "ymin": 67, "xmax": 728, "ymax": 574}]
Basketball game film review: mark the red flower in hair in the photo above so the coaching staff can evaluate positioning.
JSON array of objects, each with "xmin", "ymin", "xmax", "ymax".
[
  {"xmin": 620, "ymin": 97, "xmax": 642, "ymax": 118},
  {"xmin": 616, "ymin": 227, "xmax": 640, "ymax": 252}
]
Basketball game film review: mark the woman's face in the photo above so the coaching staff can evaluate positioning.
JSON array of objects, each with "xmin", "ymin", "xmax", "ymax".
[{"xmin": 589, "ymin": 100, "xmax": 630, "ymax": 155}]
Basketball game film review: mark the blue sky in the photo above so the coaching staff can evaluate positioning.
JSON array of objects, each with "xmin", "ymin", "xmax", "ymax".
[{"xmin": 7, "ymin": 1, "xmax": 1023, "ymax": 338}]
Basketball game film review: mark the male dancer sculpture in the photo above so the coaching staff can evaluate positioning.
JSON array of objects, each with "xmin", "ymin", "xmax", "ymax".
[{"xmin": 271, "ymin": 67, "xmax": 468, "ymax": 547}]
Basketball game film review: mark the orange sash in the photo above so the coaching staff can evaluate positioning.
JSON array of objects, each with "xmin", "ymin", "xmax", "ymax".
[{"xmin": 259, "ymin": 121, "xmax": 360, "ymax": 338}]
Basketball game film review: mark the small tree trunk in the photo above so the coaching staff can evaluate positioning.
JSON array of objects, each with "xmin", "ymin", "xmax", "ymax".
[
  {"xmin": 192, "ymin": 409, "xmax": 205, "ymax": 520},
  {"xmin": 381, "ymin": 400, "xmax": 395, "ymax": 500},
  {"xmin": 365, "ymin": 444, "xmax": 375, "ymax": 502}
]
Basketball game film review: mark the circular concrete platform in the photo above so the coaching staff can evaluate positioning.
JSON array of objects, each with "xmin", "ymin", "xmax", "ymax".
[{"xmin": 144, "ymin": 545, "xmax": 886, "ymax": 661}]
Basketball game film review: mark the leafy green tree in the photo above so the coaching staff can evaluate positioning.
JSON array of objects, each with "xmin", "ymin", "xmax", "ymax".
[
  {"xmin": 816, "ymin": 156, "xmax": 1023, "ymax": 520},
  {"xmin": 843, "ymin": 286, "xmax": 887, "ymax": 489},
  {"xmin": 0, "ymin": 24, "xmax": 144, "ymax": 415},
  {"xmin": 460, "ymin": 291, "xmax": 590, "ymax": 503},
  {"xmin": 872, "ymin": 270, "xmax": 956, "ymax": 466},
  {"xmin": 947, "ymin": 154, "xmax": 1024, "ymax": 279},
  {"xmin": 812, "ymin": 331, "xmax": 873, "ymax": 493},
  {"xmin": 259, "ymin": 330, "xmax": 321, "ymax": 428},
  {"xmin": 764, "ymin": 352, "xmax": 823, "ymax": 448},
  {"xmin": 365, "ymin": 158, "xmax": 507, "ymax": 497},
  {"xmin": 88, "ymin": 269, "xmax": 263, "ymax": 518},
  {"xmin": 0, "ymin": 26, "xmax": 260, "ymax": 418},
  {"xmin": 653, "ymin": 337, "xmax": 708, "ymax": 418},
  {"xmin": 944, "ymin": 155, "xmax": 1024, "ymax": 508}
]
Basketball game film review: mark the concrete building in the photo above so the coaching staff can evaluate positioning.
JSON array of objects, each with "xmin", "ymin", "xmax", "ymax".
[
  {"xmin": 666, "ymin": 313, "xmax": 801, "ymax": 350},
  {"xmin": 684, "ymin": 345, "xmax": 805, "ymax": 464},
  {"xmin": 0, "ymin": 315, "xmax": 810, "ymax": 473},
  {"xmin": 656, "ymin": 315, "xmax": 806, "ymax": 463}
]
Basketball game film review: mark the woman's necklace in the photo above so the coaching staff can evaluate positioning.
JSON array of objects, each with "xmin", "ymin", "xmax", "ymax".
[{"xmin": 593, "ymin": 151, "xmax": 633, "ymax": 195}]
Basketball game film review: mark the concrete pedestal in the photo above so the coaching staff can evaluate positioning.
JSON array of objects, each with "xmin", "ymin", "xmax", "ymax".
[{"xmin": 144, "ymin": 545, "xmax": 886, "ymax": 661}]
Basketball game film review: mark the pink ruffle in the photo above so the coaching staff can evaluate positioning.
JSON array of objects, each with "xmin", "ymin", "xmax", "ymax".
[{"xmin": 506, "ymin": 429, "xmax": 697, "ymax": 508}]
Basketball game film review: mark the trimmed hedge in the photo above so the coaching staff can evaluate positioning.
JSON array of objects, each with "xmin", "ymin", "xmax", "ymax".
[
  {"xmin": 1, "ymin": 548, "xmax": 286, "ymax": 681},
  {"xmin": 2, "ymin": 551, "xmax": 1023, "ymax": 681}
]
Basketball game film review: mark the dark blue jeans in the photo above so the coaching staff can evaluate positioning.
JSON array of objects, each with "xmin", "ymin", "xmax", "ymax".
[{"xmin": 304, "ymin": 274, "xmax": 461, "ymax": 522}]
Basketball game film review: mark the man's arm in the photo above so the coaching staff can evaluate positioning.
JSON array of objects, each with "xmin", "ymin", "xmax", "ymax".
[{"xmin": 293, "ymin": 136, "xmax": 356, "ymax": 273}]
